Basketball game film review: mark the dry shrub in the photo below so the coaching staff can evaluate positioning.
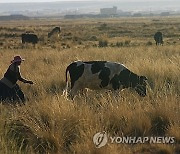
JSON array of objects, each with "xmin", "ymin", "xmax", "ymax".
[
  {"xmin": 0, "ymin": 18, "xmax": 179, "ymax": 153},
  {"xmin": 98, "ymin": 40, "xmax": 108, "ymax": 47}
]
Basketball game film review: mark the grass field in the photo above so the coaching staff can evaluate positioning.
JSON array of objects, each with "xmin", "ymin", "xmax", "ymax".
[{"xmin": 0, "ymin": 17, "xmax": 180, "ymax": 154}]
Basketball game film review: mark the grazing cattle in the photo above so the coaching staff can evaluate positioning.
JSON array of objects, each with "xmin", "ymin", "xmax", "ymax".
[
  {"xmin": 21, "ymin": 33, "xmax": 38, "ymax": 45},
  {"xmin": 154, "ymin": 32, "xmax": 163, "ymax": 45},
  {"xmin": 48, "ymin": 27, "xmax": 61, "ymax": 38},
  {"xmin": 63, "ymin": 61, "xmax": 148, "ymax": 99}
]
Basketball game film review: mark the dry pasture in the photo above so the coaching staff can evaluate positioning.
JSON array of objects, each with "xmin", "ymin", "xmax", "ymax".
[{"xmin": 0, "ymin": 17, "xmax": 180, "ymax": 154}]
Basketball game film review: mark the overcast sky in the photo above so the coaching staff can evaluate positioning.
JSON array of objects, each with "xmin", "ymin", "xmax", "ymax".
[{"xmin": 0, "ymin": 0, "xmax": 173, "ymax": 3}]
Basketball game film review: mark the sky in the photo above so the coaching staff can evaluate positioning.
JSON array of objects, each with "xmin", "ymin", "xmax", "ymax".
[
  {"xmin": 0, "ymin": 0, "xmax": 173, "ymax": 3},
  {"xmin": 1, "ymin": 0, "xmax": 91, "ymax": 3}
]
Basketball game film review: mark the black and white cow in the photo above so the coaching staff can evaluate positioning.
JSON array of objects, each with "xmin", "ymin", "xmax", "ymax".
[
  {"xmin": 63, "ymin": 61, "xmax": 148, "ymax": 99},
  {"xmin": 48, "ymin": 27, "xmax": 61, "ymax": 38},
  {"xmin": 154, "ymin": 32, "xmax": 163, "ymax": 45}
]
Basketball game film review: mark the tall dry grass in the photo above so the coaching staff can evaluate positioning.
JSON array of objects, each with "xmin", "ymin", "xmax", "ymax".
[
  {"xmin": 0, "ymin": 17, "xmax": 180, "ymax": 153},
  {"xmin": 0, "ymin": 45, "xmax": 179, "ymax": 153}
]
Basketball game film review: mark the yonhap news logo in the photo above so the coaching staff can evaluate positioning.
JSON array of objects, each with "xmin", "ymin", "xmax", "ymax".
[
  {"xmin": 93, "ymin": 132, "xmax": 175, "ymax": 148},
  {"xmin": 93, "ymin": 131, "xmax": 108, "ymax": 148}
]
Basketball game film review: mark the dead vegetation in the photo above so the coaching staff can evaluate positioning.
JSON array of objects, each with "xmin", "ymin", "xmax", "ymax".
[{"xmin": 0, "ymin": 17, "xmax": 180, "ymax": 154}]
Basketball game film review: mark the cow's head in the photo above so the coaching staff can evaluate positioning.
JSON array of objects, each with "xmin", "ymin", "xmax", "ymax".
[{"xmin": 134, "ymin": 76, "xmax": 148, "ymax": 97}]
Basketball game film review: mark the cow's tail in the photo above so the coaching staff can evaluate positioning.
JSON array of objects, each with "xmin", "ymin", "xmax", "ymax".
[{"xmin": 62, "ymin": 65, "xmax": 70, "ymax": 98}]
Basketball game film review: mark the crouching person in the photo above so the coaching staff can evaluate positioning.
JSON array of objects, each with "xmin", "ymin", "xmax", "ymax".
[{"xmin": 0, "ymin": 56, "xmax": 33, "ymax": 104}]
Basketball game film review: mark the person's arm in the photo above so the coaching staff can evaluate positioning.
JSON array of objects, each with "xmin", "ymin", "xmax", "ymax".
[
  {"xmin": 19, "ymin": 76, "xmax": 33, "ymax": 84},
  {"xmin": 17, "ymin": 67, "xmax": 33, "ymax": 84}
]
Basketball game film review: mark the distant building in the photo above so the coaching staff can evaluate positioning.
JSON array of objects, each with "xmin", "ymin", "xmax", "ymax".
[{"xmin": 100, "ymin": 6, "xmax": 117, "ymax": 15}]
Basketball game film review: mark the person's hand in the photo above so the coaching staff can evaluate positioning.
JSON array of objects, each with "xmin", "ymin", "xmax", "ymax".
[{"xmin": 27, "ymin": 81, "xmax": 33, "ymax": 84}]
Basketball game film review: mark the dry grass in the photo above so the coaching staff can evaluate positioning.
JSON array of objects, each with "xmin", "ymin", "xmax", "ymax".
[{"xmin": 0, "ymin": 17, "xmax": 180, "ymax": 154}]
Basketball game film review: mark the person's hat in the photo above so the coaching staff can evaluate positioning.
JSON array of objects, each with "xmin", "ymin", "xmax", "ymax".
[{"xmin": 11, "ymin": 56, "xmax": 25, "ymax": 63}]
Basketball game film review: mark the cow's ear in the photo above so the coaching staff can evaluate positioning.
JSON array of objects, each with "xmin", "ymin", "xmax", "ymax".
[{"xmin": 140, "ymin": 76, "xmax": 148, "ymax": 81}]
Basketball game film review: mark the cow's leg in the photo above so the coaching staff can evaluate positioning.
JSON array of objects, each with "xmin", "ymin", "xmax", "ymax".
[
  {"xmin": 78, "ymin": 88, "xmax": 89, "ymax": 100},
  {"xmin": 69, "ymin": 82, "xmax": 82, "ymax": 100},
  {"xmin": 33, "ymin": 43, "xmax": 36, "ymax": 48},
  {"xmin": 62, "ymin": 82, "xmax": 69, "ymax": 98},
  {"xmin": 22, "ymin": 43, "xmax": 25, "ymax": 49}
]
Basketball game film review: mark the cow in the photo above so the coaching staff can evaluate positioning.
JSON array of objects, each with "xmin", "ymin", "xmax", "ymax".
[
  {"xmin": 63, "ymin": 61, "xmax": 148, "ymax": 99},
  {"xmin": 48, "ymin": 27, "xmax": 61, "ymax": 38},
  {"xmin": 154, "ymin": 32, "xmax": 163, "ymax": 45},
  {"xmin": 21, "ymin": 33, "xmax": 38, "ymax": 45}
]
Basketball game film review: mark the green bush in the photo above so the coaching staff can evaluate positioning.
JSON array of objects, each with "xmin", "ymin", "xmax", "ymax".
[
  {"xmin": 124, "ymin": 40, "xmax": 131, "ymax": 46},
  {"xmin": 99, "ymin": 40, "xmax": 108, "ymax": 47},
  {"xmin": 116, "ymin": 42, "xmax": 124, "ymax": 47}
]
